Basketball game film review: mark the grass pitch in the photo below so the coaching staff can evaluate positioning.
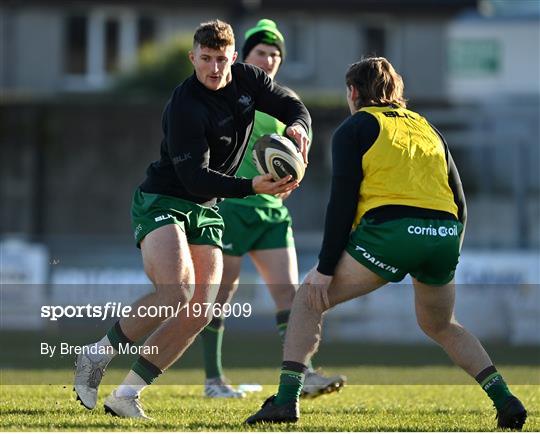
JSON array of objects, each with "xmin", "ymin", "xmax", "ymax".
[{"xmin": 1, "ymin": 367, "xmax": 538, "ymax": 431}]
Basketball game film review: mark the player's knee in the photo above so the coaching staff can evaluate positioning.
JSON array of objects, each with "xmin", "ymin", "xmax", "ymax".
[
  {"xmin": 220, "ymin": 281, "xmax": 239, "ymax": 300},
  {"xmin": 154, "ymin": 283, "xmax": 194, "ymax": 308},
  {"xmin": 417, "ymin": 317, "xmax": 452, "ymax": 340},
  {"xmin": 295, "ymin": 284, "xmax": 329, "ymax": 314},
  {"xmin": 295, "ymin": 284, "xmax": 310, "ymax": 301},
  {"xmin": 269, "ymin": 284, "xmax": 295, "ymax": 308},
  {"xmin": 179, "ymin": 283, "xmax": 195, "ymax": 304},
  {"xmin": 186, "ymin": 312, "xmax": 213, "ymax": 334}
]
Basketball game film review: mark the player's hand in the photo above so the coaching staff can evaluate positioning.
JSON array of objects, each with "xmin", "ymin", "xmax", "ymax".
[
  {"xmin": 252, "ymin": 173, "xmax": 299, "ymax": 195},
  {"xmin": 286, "ymin": 124, "xmax": 310, "ymax": 165},
  {"xmin": 303, "ymin": 267, "xmax": 333, "ymax": 312}
]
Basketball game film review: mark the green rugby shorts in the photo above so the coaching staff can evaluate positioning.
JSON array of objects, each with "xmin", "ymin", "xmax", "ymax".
[
  {"xmin": 131, "ymin": 188, "xmax": 224, "ymax": 248},
  {"xmin": 218, "ymin": 200, "xmax": 294, "ymax": 256},
  {"xmin": 345, "ymin": 217, "xmax": 463, "ymax": 285}
]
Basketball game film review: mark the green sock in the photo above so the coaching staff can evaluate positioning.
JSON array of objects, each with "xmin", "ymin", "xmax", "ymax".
[
  {"xmin": 274, "ymin": 361, "xmax": 307, "ymax": 405},
  {"xmin": 475, "ymin": 366, "xmax": 513, "ymax": 410},
  {"xmin": 275, "ymin": 310, "xmax": 314, "ymax": 371},
  {"xmin": 131, "ymin": 356, "xmax": 163, "ymax": 385},
  {"xmin": 200, "ymin": 316, "xmax": 224, "ymax": 379},
  {"xmin": 106, "ymin": 321, "xmax": 134, "ymax": 351}
]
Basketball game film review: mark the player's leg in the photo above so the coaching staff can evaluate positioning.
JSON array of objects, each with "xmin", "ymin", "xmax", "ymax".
[
  {"xmin": 248, "ymin": 208, "xmax": 298, "ymax": 352},
  {"xmin": 198, "ymin": 199, "xmax": 251, "ymax": 396},
  {"xmin": 282, "ymin": 251, "xmax": 386, "ymax": 367},
  {"xmin": 413, "ymin": 278, "xmax": 492, "ymax": 375},
  {"xmin": 250, "ymin": 246, "xmax": 347, "ymax": 397},
  {"xmin": 201, "ymin": 253, "xmax": 246, "ymax": 397},
  {"xmin": 249, "ymin": 246, "xmax": 297, "ymax": 330},
  {"xmin": 121, "ymin": 224, "xmax": 196, "ymax": 339},
  {"xmin": 105, "ymin": 243, "xmax": 222, "ymax": 418},
  {"xmin": 136, "ymin": 243, "xmax": 221, "ymax": 368},
  {"xmin": 246, "ymin": 252, "xmax": 387, "ymax": 424},
  {"xmin": 74, "ymin": 224, "xmax": 194, "ymax": 411},
  {"xmin": 413, "ymin": 278, "xmax": 527, "ymax": 429}
]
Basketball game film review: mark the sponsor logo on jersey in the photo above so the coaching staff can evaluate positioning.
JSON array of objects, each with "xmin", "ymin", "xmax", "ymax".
[
  {"xmin": 154, "ymin": 214, "xmax": 173, "ymax": 222},
  {"xmin": 407, "ymin": 225, "xmax": 458, "ymax": 237},
  {"xmin": 355, "ymin": 246, "xmax": 399, "ymax": 274},
  {"xmin": 382, "ymin": 111, "xmax": 417, "ymax": 120}
]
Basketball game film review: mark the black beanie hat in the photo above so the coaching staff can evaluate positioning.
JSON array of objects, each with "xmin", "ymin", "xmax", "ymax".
[{"xmin": 242, "ymin": 19, "xmax": 286, "ymax": 61}]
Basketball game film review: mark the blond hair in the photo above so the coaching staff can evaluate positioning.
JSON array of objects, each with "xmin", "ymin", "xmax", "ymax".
[
  {"xmin": 345, "ymin": 57, "xmax": 407, "ymax": 109},
  {"xmin": 193, "ymin": 19, "xmax": 235, "ymax": 50}
]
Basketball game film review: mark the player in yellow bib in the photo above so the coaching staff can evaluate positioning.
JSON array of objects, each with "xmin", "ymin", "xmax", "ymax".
[
  {"xmin": 246, "ymin": 56, "xmax": 527, "ymax": 430},
  {"xmin": 200, "ymin": 19, "xmax": 345, "ymax": 399}
]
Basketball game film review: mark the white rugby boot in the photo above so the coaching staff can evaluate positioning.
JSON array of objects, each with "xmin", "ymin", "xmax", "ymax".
[
  {"xmin": 204, "ymin": 377, "xmax": 246, "ymax": 398},
  {"xmin": 74, "ymin": 351, "xmax": 109, "ymax": 409},
  {"xmin": 104, "ymin": 390, "xmax": 150, "ymax": 419},
  {"xmin": 301, "ymin": 369, "xmax": 347, "ymax": 398}
]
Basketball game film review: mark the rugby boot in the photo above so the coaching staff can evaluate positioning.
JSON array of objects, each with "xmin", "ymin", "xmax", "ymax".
[
  {"xmin": 204, "ymin": 377, "xmax": 245, "ymax": 398},
  {"xmin": 245, "ymin": 395, "xmax": 299, "ymax": 424},
  {"xmin": 301, "ymin": 369, "xmax": 347, "ymax": 398},
  {"xmin": 104, "ymin": 390, "xmax": 150, "ymax": 419},
  {"xmin": 496, "ymin": 396, "xmax": 527, "ymax": 430},
  {"xmin": 74, "ymin": 351, "xmax": 109, "ymax": 409}
]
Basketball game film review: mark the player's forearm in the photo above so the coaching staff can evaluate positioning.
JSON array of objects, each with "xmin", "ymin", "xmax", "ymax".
[
  {"xmin": 317, "ymin": 176, "xmax": 359, "ymax": 276},
  {"xmin": 181, "ymin": 168, "xmax": 254, "ymax": 199}
]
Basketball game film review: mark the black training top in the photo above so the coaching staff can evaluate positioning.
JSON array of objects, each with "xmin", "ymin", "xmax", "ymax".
[
  {"xmin": 140, "ymin": 63, "xmax": 311, "ymax": 206},
  {"xmin": 317, "ymin": 110, "xmax": 467, "ymax": 276}
]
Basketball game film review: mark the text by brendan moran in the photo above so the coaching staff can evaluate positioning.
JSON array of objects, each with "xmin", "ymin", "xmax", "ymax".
[{"xmin": 40, "ymin": 342, "xmax": 158, "ymax": 358}]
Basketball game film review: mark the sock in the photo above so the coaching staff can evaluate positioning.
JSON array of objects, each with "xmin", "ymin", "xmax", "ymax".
[
  {"xmin": 116, "ymin": 370, "xmax": 148, "ymax": 398},
  {"xmin": 86, "ymin": 335, "xmax": 117, "ymax": 363},
  {"xmin": 475, "ymin": 365, "xmax": 513, "ymax": 410},
  {"xmin": 275, "ymin": 310, "xmax": 290, "ymax": 342},
  {"xmin": 107, "ymin": 321, "xmax": 135, "ymax": 351},
  {"xmin": 201, "ymin": 316, "xmax": 225, "ymax": 379},
  {"xmin": 275, "ymin": 310, "xmax": 314, "ymax": 371},
  {"xmin": 274, "ymin": 360, "xmax": 307, "ymax": 405},
  {"xmin": 131, "ymin": 356, "xmax": 163, "ymax": 387}
]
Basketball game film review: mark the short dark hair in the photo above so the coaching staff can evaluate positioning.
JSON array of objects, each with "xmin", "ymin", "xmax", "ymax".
[
  {"xmin": 345, "ymin": 57, "xmax": 407, "ymax": 109},
  {"xmin": 193, "ymin": 19, "xmax": 235, "ymax": 50}
]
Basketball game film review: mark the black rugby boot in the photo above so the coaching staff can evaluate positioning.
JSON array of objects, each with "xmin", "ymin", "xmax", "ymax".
[
  {"xmin": 245, "ymin": 395, "xmax": 299, "ymax": 425},
  {"xmin": 496, "ymin": 396, "xmax": 527, "ymax": 430}
]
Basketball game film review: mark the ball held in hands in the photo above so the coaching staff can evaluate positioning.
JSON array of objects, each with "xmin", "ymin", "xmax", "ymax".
[{"xmin": 253, "ymin": 134, "xmax": 305, "ymax": 182}]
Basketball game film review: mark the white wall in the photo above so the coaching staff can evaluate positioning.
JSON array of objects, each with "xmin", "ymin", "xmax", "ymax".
[
  {"xmin": 10, "ymin": 8, "xmax": 64, "ymax": 92},
  {"xmin": 447, "ymin": 19, "xmax": 540, "ymax": 101}
]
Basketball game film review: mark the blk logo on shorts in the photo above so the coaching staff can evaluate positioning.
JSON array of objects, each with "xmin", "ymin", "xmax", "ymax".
[{"xmin": 154, "ymin": 214, "xmax": 173, "ymax": 222}]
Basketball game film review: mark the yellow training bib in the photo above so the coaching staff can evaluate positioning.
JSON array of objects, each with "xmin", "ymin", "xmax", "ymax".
[{"xmin": 353, "ymin": 106, "xmax": 458, "ymax": 228}]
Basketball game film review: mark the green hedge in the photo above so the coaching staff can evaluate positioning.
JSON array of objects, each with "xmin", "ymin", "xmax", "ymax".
[{"xmin": 112, "ymin": 35, "xmax": 193, "ymax": 96}]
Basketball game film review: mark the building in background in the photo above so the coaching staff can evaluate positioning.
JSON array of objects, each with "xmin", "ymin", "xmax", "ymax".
[
  {"xmin": 1, "ymin": 0, "xmax": 474, "ymax": 100},
  {"xmin": 2, "ymin": 0, "xmax": 538, "ymax": 248}
]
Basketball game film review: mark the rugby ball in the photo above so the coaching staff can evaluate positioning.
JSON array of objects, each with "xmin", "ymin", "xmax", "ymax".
[{"xmin": 253, "ymin": 134, "xmax": 305, "ymax": 182}]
